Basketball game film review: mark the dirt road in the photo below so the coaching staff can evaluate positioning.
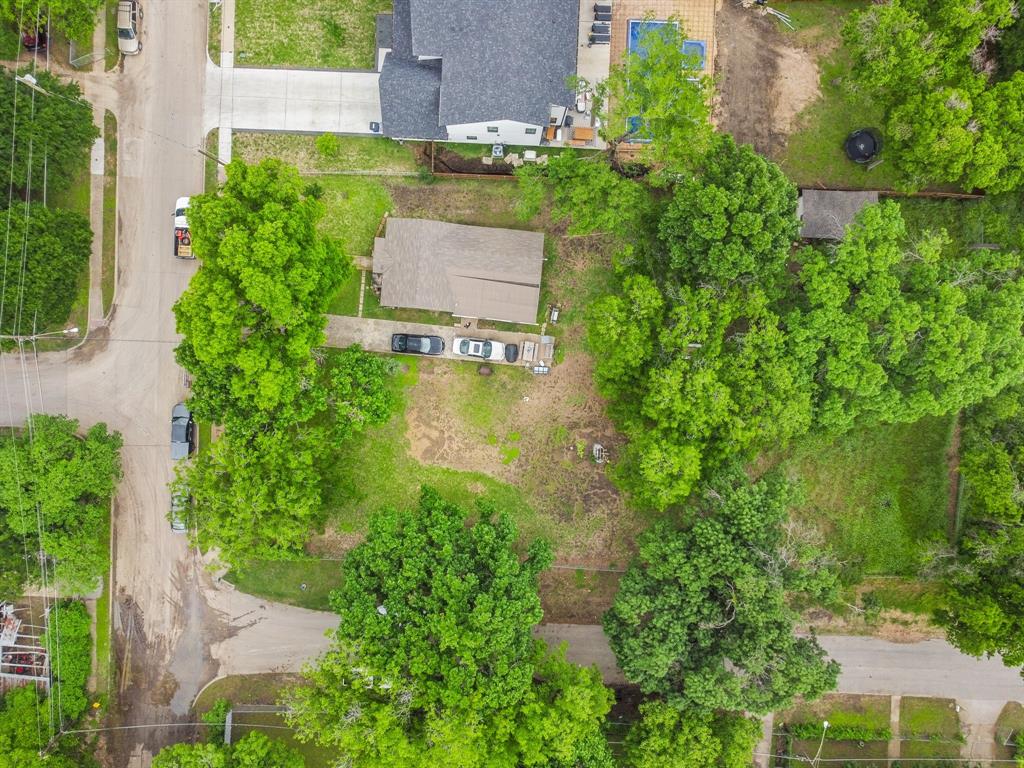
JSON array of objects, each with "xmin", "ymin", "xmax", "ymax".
[{"xmin": 0, "ymin": 2, "xmax": 337, "ymax": 764}]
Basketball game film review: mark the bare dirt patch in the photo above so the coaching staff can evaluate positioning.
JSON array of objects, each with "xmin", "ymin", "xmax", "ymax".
[
  {"xmin": 404, "ymin": 352, "xmax": 641, "ymax": 567},
  {"xmin": 799, "ymin": 607, "xmax": 944, "ymax": 643},
  {"xmin": 713, "ymin": 1, "xmax": 820, "ymax": 155}
]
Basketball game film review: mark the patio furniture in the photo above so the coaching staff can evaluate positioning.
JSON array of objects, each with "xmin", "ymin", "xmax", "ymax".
[
  {"xmin": 595, "ymin": 10, "xmax": 611, "ymax": 20},
  {"xmin": 545, "ymin": 125, "xmax": 557, "ymax": 141},
  {"xmin": 572, "ymin": 126, "xmax": 595, "ymax": 142},
  {"xmin": 524, "ymin": 149, "xmax": 538, "ymax": 161},
  {"xmin": 588, "ymin": 33, "xmax": 610, "ymax": 45},
  {"xmin": 591, "ymin": 22, "xmax": 610, "ymax": 33}
]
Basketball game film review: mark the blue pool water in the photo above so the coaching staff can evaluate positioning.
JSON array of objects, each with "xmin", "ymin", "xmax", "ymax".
[
  {"xmin": 625, "ymin": 20, "xmax": 707, "ymax": 142},
  {"xmin": 626, "ymin": 19, "xmax": 706, "ymax": 69}
]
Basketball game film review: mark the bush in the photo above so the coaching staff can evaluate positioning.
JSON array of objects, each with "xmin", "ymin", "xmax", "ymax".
[
  {"xmin": 202, "ymin": 698, "xmax": 231, "ymax": 744},
  {"xmin": 787, "ymin": 723, "xmax": 892, "ymax": 741},
  {"xmin": 315, "ymin": 133, "xmax": 340, "ymax": 160}
]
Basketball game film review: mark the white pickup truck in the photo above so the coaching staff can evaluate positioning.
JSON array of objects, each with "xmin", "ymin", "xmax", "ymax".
[{"xmin": 174, "ymin": 196, "xmax": 193, "ymax": 259}]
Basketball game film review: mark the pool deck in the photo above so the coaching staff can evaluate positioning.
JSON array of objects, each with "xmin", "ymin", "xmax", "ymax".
[{"xmin": 610, "ymin": 0, "xmax": 719, "ymax": 76}]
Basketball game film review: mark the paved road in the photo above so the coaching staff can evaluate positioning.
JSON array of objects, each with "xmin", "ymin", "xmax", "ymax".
[
  {"xmin": 326, "ymin": 314, "xmax": 549, "ymax": 367},
  {"xmin": 536, "ymin": 624, "xmax": 1024, "ymax": 700},
  {"xmin": 0, "ymin": 3, "xmax": 340, "ymax": 764}
]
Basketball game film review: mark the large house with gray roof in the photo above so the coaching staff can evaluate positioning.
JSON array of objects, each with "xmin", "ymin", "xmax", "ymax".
[
  {"xmin": 372, "ymin": 218, "xmax": 544, "ymax": 325},
  {"xmin": 375, "ymin": 0, "xmax": 579, "ymax": 145}
]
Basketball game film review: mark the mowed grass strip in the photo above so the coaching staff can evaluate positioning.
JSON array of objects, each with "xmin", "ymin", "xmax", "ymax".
[{"xmin": 234, "ymin": 0, "xmax": 391, "ymax": 69}]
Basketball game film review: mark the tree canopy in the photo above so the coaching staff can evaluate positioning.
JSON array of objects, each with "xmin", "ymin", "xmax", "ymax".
[
  {"xmin": 593, "ymin": 18, "xmax": 712, "ymax": 171},
  {"xmin": 286, "ymin": 487, "xmax": 613, "ymax": 768},
  {"xmin": 0, "ymin": 0, "xmax": 103, "ymax": 43},
  {"xmin": 843, "ymin": 0, "xmax": 1024, "ymax": 191},
  {"xmin": 0, "ymin": 414, "xmax": 122, "ymax": 594},
  {"xmin": 174, "ymin": 158, "xmax": 351, "ymax": 433},
  {"xmin": 603, "ymin": 470, "xmax": 839, "ymax": 713},
  {"xmin": 624, "ymin": 701, "xmax": 762, "ymax": 768},
  {"xmin": 0, "ymin": 202, "xmax": 91, "ymax": 335},
  {"xmin": 0, "ymin": 69, "xmax": 99, "ymax": 198},
  {"xmin": 152, "ymin": 732, "xmax": 304, "ymax": 768},
  {"xmin": 935, "ymin": 385, "xmax": 1024, "ymax": 669},
  {"xmin": 788, "ymin": 200, "xmax": 1024, "ymax": 432}
]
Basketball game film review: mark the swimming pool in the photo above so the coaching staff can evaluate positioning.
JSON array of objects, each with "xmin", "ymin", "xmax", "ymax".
[{"xmin": 626, "ymin": 18, "xmax": 706, "ymax": 70}]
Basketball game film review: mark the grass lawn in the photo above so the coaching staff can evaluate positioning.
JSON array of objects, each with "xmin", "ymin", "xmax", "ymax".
[
  {"xmin": 856, "ymin": 577, "xmax": 944, "ymax": 616},
  {"xmin": 900, "ymin": 697, "xmax": 961, "ymax": 739},
  {"xmin": 234, "ymin": 0, "xmax": 391, "ymax": 69},
  {"xmin": 773, "ymin": 415, "xmax": 955, "ymax": 577},
  {"xmin": 227, "ymin": 559, "xmax": 340, "ymax": 611},
  {"xmin": 205, "ymin": 130, "xmax": 220, "ymax": 193},
  {"xmin": 47, "ymin": 145, "xmax": 92, "ymax": 345},
  {"xmin": 327, "ymin": 269, "xmax": 362, "ymax": 316},
  {"xmin": 208, "ymin": 1, "xmax": 222, "ymax": 62},
  {"xmin": 316, "ymin": 175, "xmax": 391, "ymax": 260},
  {"xmin": 782, "ymin": 693, "xmax": 892, "ymax": 732},
  {"xmin": 102, "ymin": 110, "xmax": 116, "ymax": 314},
  {"xmin": 197, "ymin": 421, "xmax": 213, "ymax": 457},
  {"xmin": 995, "ymin": 702, "xmax": 1024, "ymax": 761},
  {"xmin": 234, "ymin": 133, "xmax": 418, "ymax": 175},
  {"xmin": 771, "ymin": 0, "xmax": 903, "ymax": 189},
  {"xmin": 105, "ymin": 0, "xmax": 121, "ymax": 70},
  {"xmin": 789, "ymin": 738, "xmax": 888, "ymax": 767}
]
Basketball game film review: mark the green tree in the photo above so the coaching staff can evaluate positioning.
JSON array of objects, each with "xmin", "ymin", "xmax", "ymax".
[
  {"xmin": 594, "ymin": 17, "xmax": 712, "ymax": 170},
  {"xmin": 843, "ymin": 0, "xmax": 1024, "ymax": 190},
  {"xmin": 0, "ymin": 415, "xmax": 122, "ymax": 593},
  {"xmin": 286, "ymin": 488, "xmax": 612, "ymax": 768},
  {"xmin": 174, "ymin": 159, "xmax": 350, "ymax": 434},
  {"xmin": 0, "ymin": 0, "xmax": 103, "ymax": 43},
  {"xmin": 657, "ymin": 134, "xmax": 798, "ymax": 287},
  {"xmin": 545, "ymin": 151, "xmax": 651, "ymax": 239},
  {"xmin": 44, "ymin": 600, "xmax": 91, "ymax": 723},
  {"xmin": 152, "ymin": 743, "xmax": 229, "ymax": 768},
  {"xmin": 230, "ymin": 732, "xmax": 305, "ymax": 768},
  {"xmin": 935, "ymin": 385, "xmax": 1024, "ymax": 669},
  {"xmin": 788, "ymin": 200, "xmax": 1024, "ymax": 432},
  {"xmin": 603, "ymin": 471, "xmax": 839, "ymax": 713},
  {"xmin": 624, "ymin": 701, "xmax": 761, "ymax": 768},
  {"xmin": 0, "ymin": 69, "xmax": 98, "ymax": 197},
  {"xmin": 0, "ymin": 203, "xmax": 92, "ymax": 335},
  {"xmin": 590, "ymin": 278, "xmax": 812, "ymax": 510},
  {"xmin": 327, "ymin": 486, "xmax": 552, "ymax": 713}
]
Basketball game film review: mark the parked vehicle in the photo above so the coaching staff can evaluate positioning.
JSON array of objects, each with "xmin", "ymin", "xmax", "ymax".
[
  {"xmin": 391, "ymin": 333, "xmax": 445, "ymax": 356},
  {"xmin": 174, "ymin": 197, "xmax": 193, "ymax": 259},
  {"xmin": 21, "ymin": 26, "xmax": 46, "ymax": 51},
  {"xmin": 453, "ymin": 337, "xmax": 506, "ymax": 361},
  {"xmin": 170, "ymin": 403, "xmax": 195, "ymax": 460},
  {"xmin": 169, "ymin": 491, "xmax": 189, "ymax": 532},
  {"xmin": 116, "ymin": 0, "xmax": 142, "ymax": 56}
]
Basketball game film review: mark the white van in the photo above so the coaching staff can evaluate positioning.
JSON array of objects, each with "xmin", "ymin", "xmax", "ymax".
[{"xmin": 116, "ymin": 0, "xmax": 142, "ymax": 56}]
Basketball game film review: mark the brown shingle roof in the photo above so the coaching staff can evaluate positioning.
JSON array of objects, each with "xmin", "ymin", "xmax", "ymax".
[
  {"xmin": 799, "ymin": 189, "xmax": 880, "ymax": 240},
  {"xmin": 372, "ymin": 218, "xmax": 544, "ymax": 324}
]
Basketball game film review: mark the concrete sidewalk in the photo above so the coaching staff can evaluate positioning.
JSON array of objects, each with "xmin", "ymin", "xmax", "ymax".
[{"xmin": 325, "ymin": 314, "xmax": 548, "ymax": 368}]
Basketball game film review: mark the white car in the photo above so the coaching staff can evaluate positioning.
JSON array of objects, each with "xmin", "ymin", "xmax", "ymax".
[
  {"xmin": 116, "ymin": 0, "xmax": 142, "ymax": 56},
  {"xmin": 454, "ymin": 337, "xmax": 507, "ymax": 361}
]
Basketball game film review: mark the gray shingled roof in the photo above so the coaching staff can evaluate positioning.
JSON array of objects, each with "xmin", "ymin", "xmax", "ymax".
[
  {"xmin": 373, "ymin": 218, "xmax": 545, "ymax": 324},
  {"xmin": 799, "ymin": 189, "xmax": 880, "ymax": 240},
  {"xmin": 378, "ymin": 0, "xmax": 578, "ymax": 136},
  {"xmin": 408, "ymin": 0, "xmax": 578, "ymax": 126},
  {"xmin": 379, "ymin": 54, "xmax": 447, "ymax": 140}
]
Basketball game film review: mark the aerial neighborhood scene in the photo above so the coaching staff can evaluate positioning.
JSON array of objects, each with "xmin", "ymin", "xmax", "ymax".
[{"xmin": 2, "ymin": 0, "xmax": 1024, "ymax": 765}]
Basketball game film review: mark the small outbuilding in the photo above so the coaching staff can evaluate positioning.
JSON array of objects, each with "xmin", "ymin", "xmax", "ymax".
[
  {"xmin": 798, "ymin": 189, "xmax": 880, "ymax": 241},
  {"xmin": 372, "ymin": 218, "xmax": 544, "ymax": 325}
]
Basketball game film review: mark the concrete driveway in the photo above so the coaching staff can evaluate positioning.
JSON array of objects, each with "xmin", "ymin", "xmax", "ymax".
[
  {"xmin": 326, "ymin": 314, "xmax": 550, "ymax": 368},
  {"xmin": 205, "ymin": 63, "xmax": 382, "ymax": 135}
]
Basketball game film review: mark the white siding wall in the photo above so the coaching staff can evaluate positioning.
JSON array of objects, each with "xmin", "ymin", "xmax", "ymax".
[{"xmin": 445, "ymin": 119, "xmax": 544, "ymax": 146}]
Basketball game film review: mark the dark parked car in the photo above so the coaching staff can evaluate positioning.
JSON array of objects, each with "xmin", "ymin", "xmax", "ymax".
[
  {"xmin": 391, "ymin": 333, "xmax": 445, "ymax": 356},
  {"xmin": 170, "ymin": 402, "xmax": 195, "ymax": 460}
]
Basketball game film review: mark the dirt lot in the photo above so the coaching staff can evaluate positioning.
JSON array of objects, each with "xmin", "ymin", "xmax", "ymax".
[{"xmin": 713, "ymin": 1, "xmax": 821, "ymax": 156}]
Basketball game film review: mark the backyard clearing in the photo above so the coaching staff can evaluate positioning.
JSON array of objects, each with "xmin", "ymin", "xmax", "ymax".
[
  {"xmin": 714, "ymin": 0, "xmax": 902, "ymax": 188},
  {"xmin": 234, "ymin": 0, "xmax": 391, "ymax": 69}
]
